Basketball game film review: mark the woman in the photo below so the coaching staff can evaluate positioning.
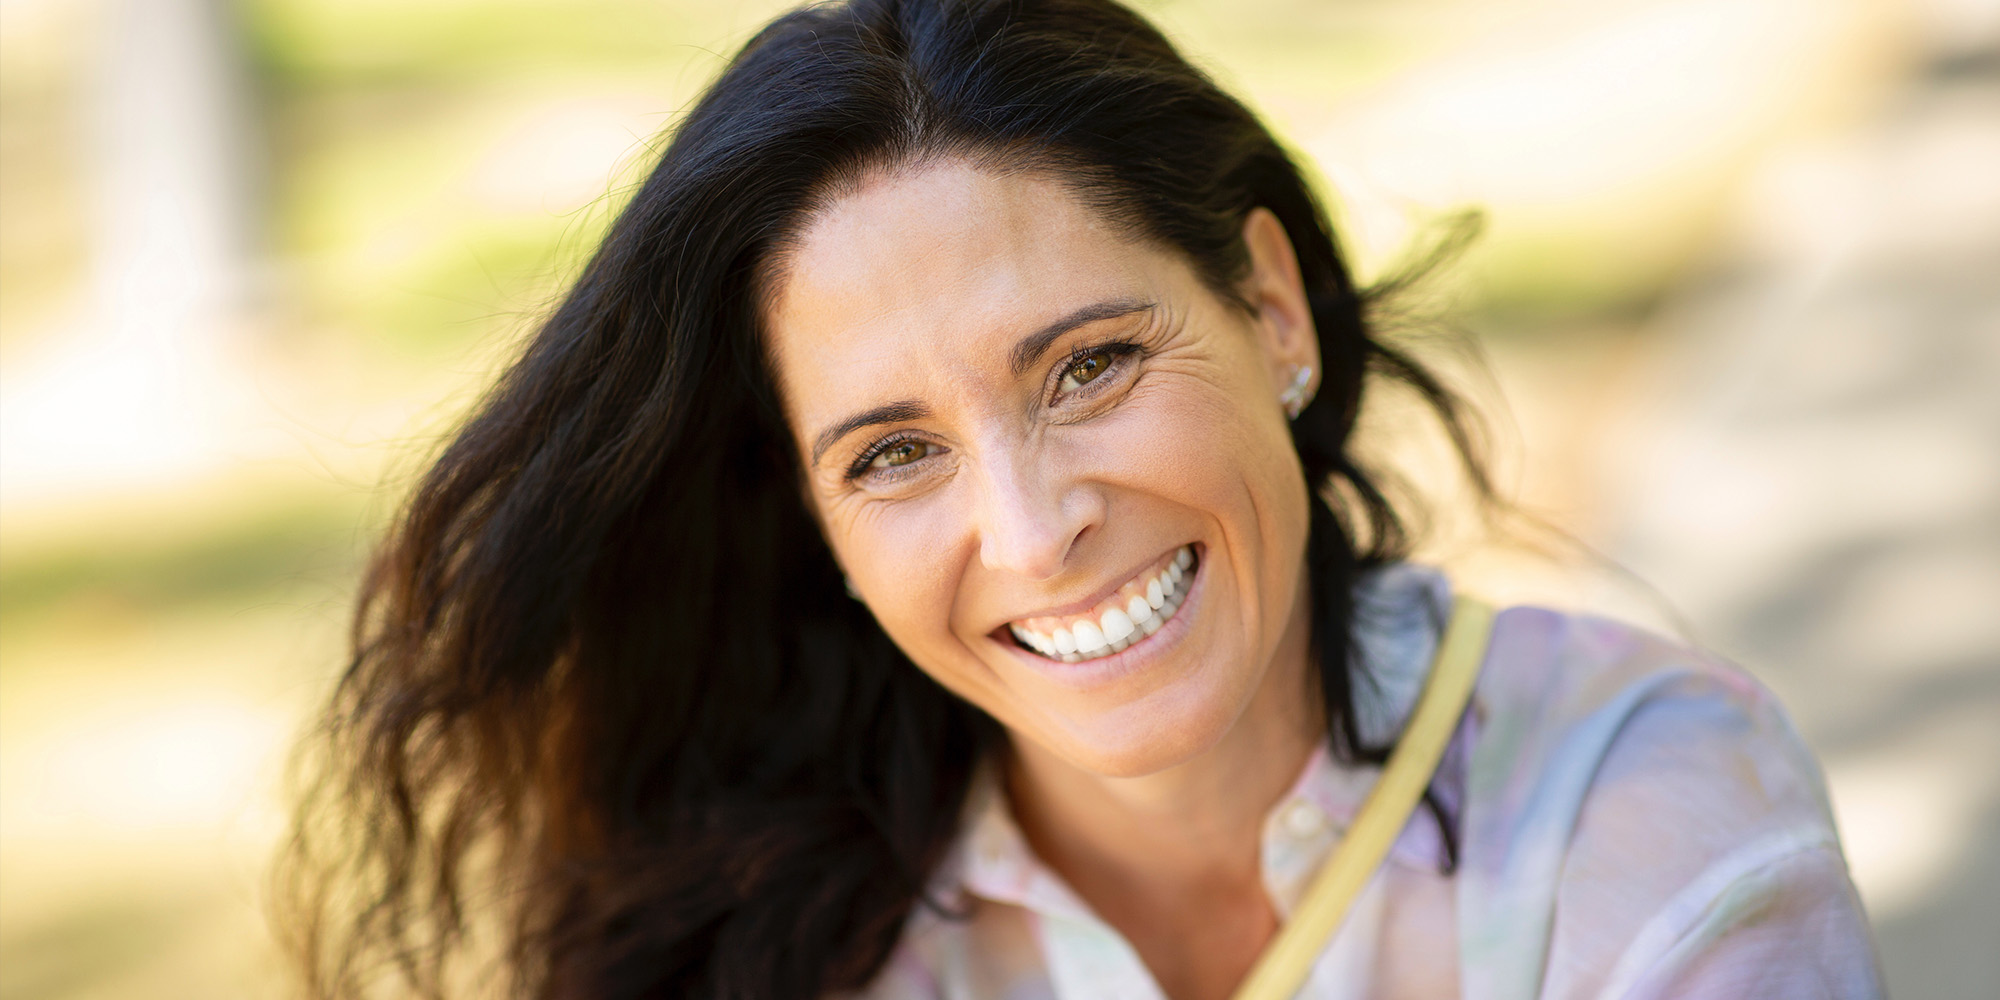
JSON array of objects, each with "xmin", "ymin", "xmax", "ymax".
[{"xmin": 279, "ymin": 0, "xmax": 1883, "ymax": 997}]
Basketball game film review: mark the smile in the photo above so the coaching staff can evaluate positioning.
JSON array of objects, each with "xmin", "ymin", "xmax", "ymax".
[{"xmin": 1007, "ymin": 545, "xmax": 1198, "ymax": 662}]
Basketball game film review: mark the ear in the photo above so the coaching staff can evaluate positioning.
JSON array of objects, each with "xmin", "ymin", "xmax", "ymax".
[{"xmin": 1238, "ymin": 208, "xmax": 1320, "ymax": 406}]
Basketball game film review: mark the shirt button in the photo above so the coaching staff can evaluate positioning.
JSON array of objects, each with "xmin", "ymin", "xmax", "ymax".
[{"xmin": 1282, "ymin": 800, "xmax": 1325, "ymax": 838}]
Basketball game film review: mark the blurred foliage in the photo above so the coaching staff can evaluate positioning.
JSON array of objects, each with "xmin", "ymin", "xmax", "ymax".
[
  {"xmin": 0, "ymin": 25, "xmax": 88, "ymax": 347},
  {"xmin": 239, "ymin": 0, "xmax": 724, "ymax": 367},
  {"xmin": 244, "ymin": 0, "xmax": 712, "ymax": 85},
  {"xmin": 0, "ymin": 488, "xmax": 368, "ymax": 631}
]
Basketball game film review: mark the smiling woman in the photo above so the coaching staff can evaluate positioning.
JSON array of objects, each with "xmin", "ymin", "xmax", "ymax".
[
  {"xmin": 275, "ymin": 1, "xmax": 1883, "ymax": 999},
  {"xmin": 768, "ymin": 165, "xmax": 1324, "ymax": 784}
]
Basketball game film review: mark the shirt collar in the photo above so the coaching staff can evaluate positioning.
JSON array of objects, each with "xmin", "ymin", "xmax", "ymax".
[{"xmin": 949, "ymin": 763, "xmax": 1102, "ymax": 924}]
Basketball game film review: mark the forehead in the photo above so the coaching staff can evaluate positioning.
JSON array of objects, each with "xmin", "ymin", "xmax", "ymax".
[{"xmin": 763, "ymin": 162, "xmax": 1160, "ymax": 411}]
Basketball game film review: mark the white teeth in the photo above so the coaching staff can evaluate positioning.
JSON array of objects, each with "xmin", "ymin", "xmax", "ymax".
[
  {"xmin": 1127, "ymin": 595, "xmax": 1153, "ymax": 623},
  {"xmin": 1101, "ymin": 608, "xmax": 1135, "ymax": 644},
  {"xmin": 1072, "ymin": 621, "xmax": 1108, "ymax": 654},
  {"xmin": 1010, "ymin": 624, "xmax": 1053, "ymax": 656},
  {"xmin": 1010, "ymin": 545, "xmax": 1198, "ymax": 663}
]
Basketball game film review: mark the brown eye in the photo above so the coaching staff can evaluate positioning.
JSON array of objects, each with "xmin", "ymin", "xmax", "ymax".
[
  {"xmin": 1062, "ymin": 349, "xmax": 1113, "ymax": 389},
  {"xmin": 873, "ymin": 440, "xmax": 929, "ymax": 468}
]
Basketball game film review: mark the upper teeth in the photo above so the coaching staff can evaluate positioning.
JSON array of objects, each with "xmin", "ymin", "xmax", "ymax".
[{"xmin": 1008, "ymin": 545, "xmax": 1196, "ymax": 662}]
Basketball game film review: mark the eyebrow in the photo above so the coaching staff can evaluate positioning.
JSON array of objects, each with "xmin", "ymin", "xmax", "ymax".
[
  {"xmin": 1009, "ymin": 298, "xmax": 1156, "ymax": 378},
  {"xmin": 810, "ymin": 399, "xmax": 933, "ymax": 467},
  {"xmin": 808, "ymin": 297, "xmax": 1156, "ymax": 467}
]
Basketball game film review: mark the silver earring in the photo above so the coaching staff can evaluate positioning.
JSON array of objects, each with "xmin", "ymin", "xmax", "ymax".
[
  {"xmin": 845, "ymin": 576, "xmax": 862, "ymax": 600},
  {"xmin": 1279, "ymin": 364, "xmax": 1315, "ymax": 418}
]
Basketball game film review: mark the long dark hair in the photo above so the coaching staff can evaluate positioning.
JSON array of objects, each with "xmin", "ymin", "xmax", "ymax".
[{"xmin": 276, "ymin": 0, "xmax": 1491, "ymax": 997}]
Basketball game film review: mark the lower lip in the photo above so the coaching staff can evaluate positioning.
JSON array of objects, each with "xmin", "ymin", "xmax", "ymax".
[{"xmin": 1000, "ymin": 546, "xmax": 1206, "ymax": 690}]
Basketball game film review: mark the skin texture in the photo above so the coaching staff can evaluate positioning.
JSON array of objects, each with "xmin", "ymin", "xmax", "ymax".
[{"xmin": 765, "ymin": 161, "xmax": 1326, "ymax": 1000}]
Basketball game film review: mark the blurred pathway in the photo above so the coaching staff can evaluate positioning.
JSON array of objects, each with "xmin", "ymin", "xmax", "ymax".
[{"xmin": 1608, "ymin": 37, "xmax": 2000, "ymax": 1000}]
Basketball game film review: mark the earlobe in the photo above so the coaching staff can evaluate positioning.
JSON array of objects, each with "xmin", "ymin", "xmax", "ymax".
[{"xmin": 1239, "ymin": 208, "xmax": 1320, "ymax": 399}]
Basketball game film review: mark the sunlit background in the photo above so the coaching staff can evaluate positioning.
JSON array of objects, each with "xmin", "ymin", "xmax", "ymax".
[{"xmin": 1, "ymin": 0, "xmax": 1995, "ymax": 996}]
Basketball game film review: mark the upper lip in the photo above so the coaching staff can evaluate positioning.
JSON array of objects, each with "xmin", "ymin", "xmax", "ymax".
[{"xmin": 990, "ymin": 543, "xmax": 1189, "ymax": 628}]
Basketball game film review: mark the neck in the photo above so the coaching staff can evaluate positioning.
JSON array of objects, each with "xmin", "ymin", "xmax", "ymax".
[
  {"xmin": 1001, "ymin": 581, "xmax": 1322, "ymax": 1000},
  {"xmin": 1004, "ymin": 675, "xmax": 1318, "ymax": 887}
]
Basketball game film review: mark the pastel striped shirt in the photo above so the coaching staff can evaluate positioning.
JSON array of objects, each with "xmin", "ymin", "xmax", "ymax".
[{"xmin": 853, "ymin": 564, "xmax": 1884, "ymax": 999}]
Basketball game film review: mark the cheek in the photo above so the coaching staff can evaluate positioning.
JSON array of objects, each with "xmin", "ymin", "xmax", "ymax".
[
  {"xmin": 1109, "ymin": 369, "xmax": 1304, "ymax": 526},
  {"xmin": 1114, "ymin": 370, "xmax": 1310, "ymax": 646},
  {"xmin": 839, "ymin": 499, "xmax": 1036, "ymax": 723},
  {"xmin": 828, "ymin": 495, "xmax": 977, "ymax": 648}
]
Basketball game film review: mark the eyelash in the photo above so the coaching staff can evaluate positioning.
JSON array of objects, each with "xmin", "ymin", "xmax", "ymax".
[
  {"xmin": 1048, "ymin": 341, "xmax": 1141, "ymax": 402},
  {"xmin": 842, "ymin": 339, "xmax": 1145, "ymax": 483},
  {"xmin": 846, "ymin": 432, "xmax": 929, "ymax": 481}
]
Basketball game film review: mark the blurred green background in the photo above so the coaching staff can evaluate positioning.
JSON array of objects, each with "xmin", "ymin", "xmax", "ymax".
[{"xmin": 3, "ymin": 0, "xmax": 1996, "ymax": 997}]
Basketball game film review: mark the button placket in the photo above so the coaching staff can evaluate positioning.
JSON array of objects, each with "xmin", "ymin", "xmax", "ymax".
[{"xmin": 1282, "ymin": 798, "xmax": 1327, "ymax": 839}]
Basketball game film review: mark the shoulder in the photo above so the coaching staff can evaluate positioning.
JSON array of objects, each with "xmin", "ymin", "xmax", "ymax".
[
  {"xmin": 839, "ymin": 777, "xmax": 1059, "ymax": 1000},
  {"xmin": 1355, "ymin": 567, "xmax": 1825, "ymax": 810},
  {"xmin": 839, "ymin": 896, "xmax": 1060, "ymax": 1000},
  {"xmin": 1351, "ymin": 566, "xmax": 1838, "ymax": 841},
  {"xmin": 1461, "ymin": 604, "xmax": 1881, "ymax": 997},
  {"xmin": 1468, "ymin": 603, "xmax": 1834, "ymax": 840}
]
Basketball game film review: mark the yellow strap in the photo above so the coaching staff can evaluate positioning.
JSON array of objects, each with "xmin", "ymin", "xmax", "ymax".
[{"xmin": 1230, "ymin": 596, "xmax": 1495, "ymax": 1000}]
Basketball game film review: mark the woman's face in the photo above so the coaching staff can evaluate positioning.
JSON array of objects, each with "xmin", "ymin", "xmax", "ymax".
[{"xmin": 764, "ymin": 161, "xmax": 1322, "ymax": 778}]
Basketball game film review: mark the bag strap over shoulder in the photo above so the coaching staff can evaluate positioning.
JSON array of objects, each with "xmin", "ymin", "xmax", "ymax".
[{"xmin": 1230, "ymin": 595, "xmax": 1496, "ymax": 1000}]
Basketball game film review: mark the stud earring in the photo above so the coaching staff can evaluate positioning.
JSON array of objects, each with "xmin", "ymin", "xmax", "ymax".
[
  {"xmin": 1279, "ymin": 364, "xmax": 1315, "ymax": 418},
  {"xmin": 845, "ymin": 576, "xmax": 862, "ymax": 600}
]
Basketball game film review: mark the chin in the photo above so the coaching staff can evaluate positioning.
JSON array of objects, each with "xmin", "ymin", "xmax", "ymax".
[{"xmin": 1031, "ymin": 670, "xmax": 1255, "ymax": 778}]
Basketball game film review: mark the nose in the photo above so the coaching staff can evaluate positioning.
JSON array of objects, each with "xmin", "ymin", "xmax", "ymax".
[{"xmin": 972, "ymin": 441, "xmax": 1101, "ymax": 581}]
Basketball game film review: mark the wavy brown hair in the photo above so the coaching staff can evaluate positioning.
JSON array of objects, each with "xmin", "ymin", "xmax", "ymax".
[{"xmin": 274, "ymin": 0, "xmax": 1491, "ymax": 997}]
